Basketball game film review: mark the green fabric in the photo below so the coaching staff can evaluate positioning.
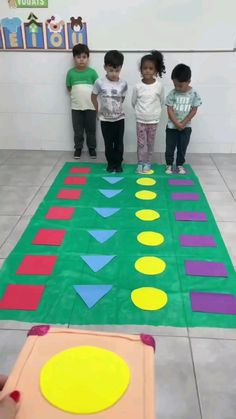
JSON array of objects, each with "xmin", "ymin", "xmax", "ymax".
[
  {"xmin": 0, "ymin": 163, "xmax": 235, "ymax": 328},
  {"xmin": 66, "ymin": 67, "xmax": 98, "ymax": 87}
]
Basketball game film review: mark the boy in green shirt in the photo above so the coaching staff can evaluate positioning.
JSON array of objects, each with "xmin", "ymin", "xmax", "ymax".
[{"xmin": 66, "ymin": 44, "xmax": 98, "ymax": 159}]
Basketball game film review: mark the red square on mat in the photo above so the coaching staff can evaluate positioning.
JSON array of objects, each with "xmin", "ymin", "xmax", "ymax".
[
  {"xmin": 45, "ymin": 206, "xmax": 75, "ymax": 220},
  {"xmin": 70, "ymin": 167, "xmax": 90, "ymax": 174},
  {"xmin": 0, "ymin": 284, "xmax": 45, "ymax": 310},
  {"xmin": 57, "ymin": 189, "xmax": 82, "ymax": 200},
  {"xmin": 64, "ymin": 176, "xmax": 87, "ymax": 185},
  {"xmin": 16, "ymin": 255, "xmax": 57, "ymax": 275},
  {"xmin": 32, "ymin": 229, "xmax": 66, "ymax": 246}
]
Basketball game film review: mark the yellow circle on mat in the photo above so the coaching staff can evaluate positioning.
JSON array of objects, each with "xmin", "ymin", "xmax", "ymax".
[
  {"xmin": 137, "ymin": 231, "xmax": 164, "ymax": 246},
  {"xmin": 135, "ymin": 190, "xmax": 157, "ymax": 200},
  {"xmin": 142, "ymin": 169, "xmax": 154, "ymax": 175},
  {"xmin": 136, "ymin": 177, "xmax": 156, "ymax": 186},
  {"xmin": 131, "ymin": 287, "xmax": 168, "ymax": 311},
  {"xmin": 135, "ymin": 256, "xmax": 166, "ymax": 275},
  {"xmin": 40, "ymin": 346, "xmax": 130, "ymax": 414},
  {"xmin": 135, "ymin": 209, "xmax": 160, "ymax": 221}
]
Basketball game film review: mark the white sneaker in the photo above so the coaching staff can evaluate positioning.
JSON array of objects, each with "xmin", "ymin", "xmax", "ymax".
[
  {"xmin": 165, "ymin": 165, "xmax": 173, "ymax": 174},
  {"xmin": 177, "ymin": 165, "xmax": 186, "ymax": 174},
  {"xmin": 142, "ymin": 164, "xmax": 151, "ymax": 173},
  {"xmin": 136, "ymin": 164, "xmax": 143, "ymax": 174}
]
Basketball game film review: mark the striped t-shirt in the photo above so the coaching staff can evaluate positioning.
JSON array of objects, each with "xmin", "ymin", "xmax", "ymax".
[{"xmin": 66, "ymin": 67, "xmax": 98, "ymax": 110}]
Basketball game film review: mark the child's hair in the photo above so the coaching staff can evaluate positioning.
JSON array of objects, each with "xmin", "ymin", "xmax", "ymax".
[
  {"xmin": 72, "ymin": 43, "xmax": 90, "ymax": 57},
  {"xmin": 104, "ymin": 50, "xmax": 124, "ymax": 68},
  {"xmin": 171, "ymin": 64, "xmax": 191, "ymax": 82},
  {"xmin": 140, "ymin": 50, "xmax": 166, "ymax": 78}
]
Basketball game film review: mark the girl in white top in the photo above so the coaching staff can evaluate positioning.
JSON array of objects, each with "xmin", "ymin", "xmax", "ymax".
[{"xmin": 132, "ymin": 50, "xmax": 165, "ymax": 173}]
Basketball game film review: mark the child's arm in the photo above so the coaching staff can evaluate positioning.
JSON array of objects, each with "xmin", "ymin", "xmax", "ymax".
[
  {"xmin": 160, "ymin": 85, "xmax": 165, "ymax": 107},
  {"xmin": 167, "ymin": 106, "xmax": 184, "ymax": 130},
  {"xmin": 181, "ymin": 107, "xmax": 198, "ymax": 127},
  {"xmin": 91, "ymin": 94, "xmax": 99, "ymax": 112},
  {"xmin": 131, "ymin": 87, "xmax": 137, "ymax": 108}
]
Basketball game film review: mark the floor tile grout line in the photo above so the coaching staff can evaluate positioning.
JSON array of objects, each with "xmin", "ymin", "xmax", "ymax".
[
  {"xmin": 0, "ymin": 216, "xmax": 22, "ymax": 253},
  {"xmin": 188, "ymin": 336, "xmax": 203, "ymax": 419}
]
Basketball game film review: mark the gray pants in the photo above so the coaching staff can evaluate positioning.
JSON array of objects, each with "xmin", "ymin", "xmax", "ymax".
[{"xmin": 72, "ymin": 110, "xmax": 96, "ymax": 150}]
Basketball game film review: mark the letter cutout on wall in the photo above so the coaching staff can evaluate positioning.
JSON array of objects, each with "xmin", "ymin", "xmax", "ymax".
[
  {"xmin": 67, "ymin": 16, "xmax": 87, "ymax": 48},
  {"xmin": 1, "ymin": 17, "xmax": 24, "ymax": 48},
  {"xmin": 46, "ymin": 14, "xmax": 66, "ymax": 49},
  {"xmin": 24, "ymin": 13, "xmax": 44, "ymax": 48}
]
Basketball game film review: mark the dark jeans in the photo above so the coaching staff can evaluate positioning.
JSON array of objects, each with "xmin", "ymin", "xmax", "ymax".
[
  {"xmin": 101, "ymin": 119, "xmax": 124, "ymax": 168},
  {"xmin": 72, "ymin": 109, "xmax": 96, "ymax": 150},
  {"xmin": 165, "ymin": 127, "xmax": 192, "ymax": 166}
]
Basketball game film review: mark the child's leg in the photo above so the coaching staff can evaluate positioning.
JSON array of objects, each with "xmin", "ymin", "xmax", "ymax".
[
  {"xmin": 165, "ymin": 128, "xmax": 178, "ymax": 165},
  {"xmin": 137, "ymin": 122, "xmax": 147, "ymax": 165},
  {"xmin": 72, "ymin": 110, "xmax": 85, "ymax": 150},
  {"xmin": 176, "ymin": 127, "xmax": 192, "ymax": 166},
  {"xmin": 101, "ymin": 121, "xmax": 115, "ymax": 168},
  {"xmin": 84, "ymin": 110, "xmax": 97, "ymax": 151},
  {"xmin": 146, "ymin": 124, "xmax": 157, "ymax": 165},
  {"xmin": 113, "ymin": 119, "xmax": 125, "ymax": 169}
]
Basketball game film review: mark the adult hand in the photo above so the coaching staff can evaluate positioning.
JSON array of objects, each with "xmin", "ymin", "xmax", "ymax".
[
  {"xmin": 0, "ymin": 376, "xmax": 20, "ymax": 419},
  {"xmin": 0, "ymin": 392, "xmax": 20, "ymax": 419}
]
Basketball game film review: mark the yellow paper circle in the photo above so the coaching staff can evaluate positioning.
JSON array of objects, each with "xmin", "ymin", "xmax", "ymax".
[
  {"xmin": 135, "ymin": 209, "xmax": 160, "ymax": 221},
  {"xmin": 40, "ymin": 346, "xmax": 130, "ymax": 414},
  {"xmin": 135, "ymin": 256, "xmax": 166, "ymax": 275},
  {"xmin": 137, "ymin": 231, "xmax": 164, "ymax": 246},
  {"xmin": 136, "ymin": 177, "xmax": 156, "ymax": 186},
  {"xmin": 135, "ymin": 190, "xmax": 157, "ymax": 200},
  {"xmin": 131, "ymin": 287, "xmax": 168, "ymax": 310},
  {"xmin": 142, "ymin": 169, "xmax": 154, "ymax": 175}
]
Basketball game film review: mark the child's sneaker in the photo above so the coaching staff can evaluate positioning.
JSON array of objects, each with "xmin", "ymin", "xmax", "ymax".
[
  {"xmin": 74, "ymin": 149, "xmax": 82, "ymax": 159},
  {"xmin": 136, "ymin": 164, "xmax": 143, "ymax": 174},
  {"xmin": 165, "ymin": 165, "xmax": 173, "ymax": 174},
  {"xmin": 177, "ymin": 165, "xmax": 186, "ymax": 174},
  {"xmin": 142, "ymin": 164, "xmax": 151, "ymax": 173}
]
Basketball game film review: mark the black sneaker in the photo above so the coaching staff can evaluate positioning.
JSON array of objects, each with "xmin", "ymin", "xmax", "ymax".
[
  {"xmin": 115, "ymin": 165, "xmax": 123, "ymax": 172},
  {"xmin": 106, "ymin": 165, "xmax": 115, "ymax": 173},
  {"xmin": 89, "ymin": 149, "xmax": 97, "ymax": 159},
  {"xmin": 74, "ymin": 149, "xmax": 82, "ymax": 159}
]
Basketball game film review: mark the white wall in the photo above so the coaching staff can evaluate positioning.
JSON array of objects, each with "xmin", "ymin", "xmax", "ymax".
[{"xmin": 0, "ymin": 50, "xmax": 236, "ymax": 153}]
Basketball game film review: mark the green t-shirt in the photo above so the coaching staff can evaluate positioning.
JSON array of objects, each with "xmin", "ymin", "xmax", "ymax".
[{"xmin": 66, "ymin": 67, "xmax": 98, "ymax": 110}]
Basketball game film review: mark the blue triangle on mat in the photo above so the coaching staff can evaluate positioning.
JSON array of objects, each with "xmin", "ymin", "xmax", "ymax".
[
  {"xmin": 93, "ymin": 207, "xmax": 120, "ymax": 218},
  {"xmin": 88, "ymin": 230, "xmax": 117, "ymax": 243},
  {"xmin": 102, "ymin": 177, "xmax": 124, "ymax": 184},
  {"xmin": 73, "ymin": 285, "xmax": 113, "ymax": 308},
  {"xmin": 81, "ymin": 255, "xmax": 115, "ymax": 272},
  {"xmin": 99, "ymin": 189, "xmax": 123, "ymax": 198}
]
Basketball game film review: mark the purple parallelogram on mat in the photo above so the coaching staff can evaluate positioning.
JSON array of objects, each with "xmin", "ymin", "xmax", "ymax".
[
  {"xmin": 190, "ymin": 291, "xmax": 236, "ymax": 314},
  {"xmin": 172, "ymin": 192, "xmax": 199, "ymax": 201},
  {"xmin": 185, "ymin": 260, "xmax": 228, "ymax": 277},
  {"xmin": 180, "ymin": 235, "xmax": 216, "ymax": 247},
  {"xmin": 175, "ymin": 211, "xmax": 207, "ymax": 221},
  {"xmin": 169, "ymin": 179, "xmax": 194, "ymax": 186}
]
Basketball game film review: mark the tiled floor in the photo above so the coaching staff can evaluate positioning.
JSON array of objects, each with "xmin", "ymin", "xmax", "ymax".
[{"xmin": 0, "ymin": 150, "xmax": 236, "ymax": 419}]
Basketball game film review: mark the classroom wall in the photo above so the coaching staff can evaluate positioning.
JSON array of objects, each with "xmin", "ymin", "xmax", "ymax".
[{"xmin": 0, "ymin": 50, "xmax": 236, "ymax": 153}]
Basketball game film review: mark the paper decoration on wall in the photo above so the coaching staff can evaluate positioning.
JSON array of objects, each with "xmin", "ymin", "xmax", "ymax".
[
  {"xmin": 8, "ymin": 0, "xmax": 48, "ymax": 8},
  {"xmin": 67, "ymin": 16, "xmax": 87, "ymax": 49},
  {"xmin": 1, "ymin": 14, "xmax": 87, "ymax": 50},
  {"xmin": 24, "ymin": 13, "xmax": 44, "ymax": 48},
  {"xmin": 1, "ymin": 17, "xmax": 24, "ymax": 49},
  {"xmin": 45, "ymin": 15, "xmax": 66, "ymax": 49},
  {"xmin": 73, "ymin": 285, "xmax": 113, "ymax": 308}
]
